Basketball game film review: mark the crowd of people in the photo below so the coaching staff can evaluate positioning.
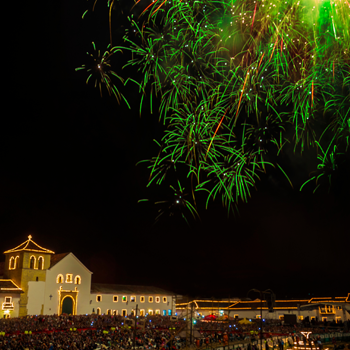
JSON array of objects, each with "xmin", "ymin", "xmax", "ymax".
[{"xmin": 0, "ymin": 314, "xmax": 348, "ymax": 350}]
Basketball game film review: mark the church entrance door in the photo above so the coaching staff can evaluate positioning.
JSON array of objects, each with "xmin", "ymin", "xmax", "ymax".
[{"xmin": 62, "ymin": 296, "xmax": 73, "ymax": 315}]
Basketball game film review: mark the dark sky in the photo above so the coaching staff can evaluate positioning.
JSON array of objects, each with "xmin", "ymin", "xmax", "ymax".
[{"xmin": 2, "ymin": 0, "xmax": 349, "ymax": 300}]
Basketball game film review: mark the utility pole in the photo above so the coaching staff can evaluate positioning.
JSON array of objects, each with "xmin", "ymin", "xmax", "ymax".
[
  {"xmin": 247, "ymin": 289, "xmax": 275, "ymax": 350},
  {"xmin": 133, "ymin": 304, "xmax": 138, "ymax": 350}
]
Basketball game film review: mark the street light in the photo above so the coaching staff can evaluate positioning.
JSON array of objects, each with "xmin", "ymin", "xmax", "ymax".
[{"xmin": 247, "ymin": 289, "xmax": 276, "ymax": 350}]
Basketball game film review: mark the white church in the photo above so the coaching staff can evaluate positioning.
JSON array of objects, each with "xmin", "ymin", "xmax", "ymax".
[{"xmin": 0, "ymin": 236, "xmax": 175, "ymax": 318}]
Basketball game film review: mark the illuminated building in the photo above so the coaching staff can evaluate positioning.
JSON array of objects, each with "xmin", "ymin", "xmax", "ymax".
[
  {"xmin": 176, "ymin": 295, "xmax": 350, "ymax": 323},
  {"xmin": 0, "ymin": 236, "xmax": 175, "ymax": 317}
]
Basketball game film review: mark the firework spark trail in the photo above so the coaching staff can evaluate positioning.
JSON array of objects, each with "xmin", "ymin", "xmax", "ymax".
[
  {"xmin": 234, "ymin": 71, "xmax": 250, "ymax": 126},
  {"xmin": 206, "ymin": 107, "xmax": 229, "ymax": 157},
  {"xmin": 251, "ymin": 2, "xmax": 258, "ymax": 30},
  {"xmin": 269, "ymin": 37, "xmax": 279, "ymax": 62},
  {"xmin": 151, "ymin": 0, "xmax": 167, "ymax": 16}
]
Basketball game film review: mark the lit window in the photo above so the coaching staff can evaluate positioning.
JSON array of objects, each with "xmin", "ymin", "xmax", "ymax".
[
  {"xmin": 66, "ymin": 274, "xmax": 73, "ymax": 283},
  {"xmin": 163, "ymin": 310, "xmax": 167, "ymax": 316},
  {"xmin": 9, "ymin": 257, "xmax": 15, "ymax": 270},
  {"xmin": 336, "ymin": 317, "xmax": 341, "ymax": 323},
  {"xmin": 107, "ymin": 309, "xmax": 111, "ymax": 315},
  {"xmin": 156, "ymin": 309, "xmax": 160, "ymax": 315},
  {"xmin": 155, "ymin": 296, "xmax": 160, "ymax": 303},
  {"xmin": 122, "ymin": 309, "xmax": 127, "ymax": 317},
  {"xmin": 56, "ymin": 274, "xmax": 64, "ymax": 284},
  {"xmin": 148, "ymin": 309, "xmax": 154, "ymax": 315},
  {"xmin": 30, "ymin": 256, "xmax": 36, "ymax": 269},
  {"xmin": 279, "ymin": 316, "xmax": 284, "ymax": 320},
  {"xmin": 113, "ymin": 310, "xmax": 118, "ymax": 315},
  {"xmin": 97, "ymin": 307, "xmax": 101, "ymax": 315},
  {"xmin": 298, "ymin": 316, "xmax": 304, "ymax": 320},
  {"xmin": 38, "ymin": 256, "xmax": 44, "ymax": 270},
  {"xmin": 256, "ymin": 315, "xmax": 261, "ymax": 319},
  {"xmin": 74, "ymin": 276, "xmax": 81, "ymax": 284},
  {"xmin": 149, "ymin": 296, "xmax": 153, "ymax": 303},
  {"xmin": 140, "ymin": 296, "xmax": 145, "ymax": 303},
  {"xmin": 322, "ymin": 317, "xmax": 327, "ymax": 322},
  {"xmin": 131, "ymin": 296, "xmax": 136, "ymax": 302},
  {"xmin": 163, "ymin": 297, "xmax": 167, "ymax": 303},
  {"xmin": 310, "ymin": 317, "xmax": 315, "ymax": 321},
  {"xmin": 96, "ymin": 295, "xmax": 102, "ymax": 302},
  {"xmin": 122, "ymin": 296, "xmax": 127, "ymax": 302},
  {"xmin": 140, "ymin": 309, "xmax": 145, "ymax": 316},
  {"xmin": 234, "ymin": 314, "xmax": 239, "ymax": 319},
  {"xmin": 113, "ymin": 296, "xmax": 118, "ymax": 302},
  {"xmin": 168, "ymin": 309, "xmax": 172, "ymax": 316},
  {"xmin": 5, "ymin": 297, "xmax": 12, "ymax": 303},
  {"xmin": 14, "ymin": 256, "xmax": 19, "ymax": 269}
]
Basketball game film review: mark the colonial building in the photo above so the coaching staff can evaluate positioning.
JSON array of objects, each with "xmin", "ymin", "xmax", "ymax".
[
  {"xmin": 176, "ymin": 295, "xmax": 350, "ymax": 323},
  {"xmin": 0, "ymin": 236, "xmax": 175, "ymax": 318}
]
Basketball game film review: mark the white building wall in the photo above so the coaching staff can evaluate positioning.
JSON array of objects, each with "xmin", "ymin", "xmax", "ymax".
[
  {"xmin": 44, "ymin": 253, "xmax": 92, "ymax": 315},
  {"xmin": 27, "ymin": 281, "xmax": 46, "ymax": 315},
  {"xmin": 91, "ymin": 293, "xmax": 174, "ymax": 316}
]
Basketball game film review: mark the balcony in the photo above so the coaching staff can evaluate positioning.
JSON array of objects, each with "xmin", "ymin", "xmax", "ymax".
[{"xmin": 2, "ymin": 302, "xmax": 14, "ymax": 310}]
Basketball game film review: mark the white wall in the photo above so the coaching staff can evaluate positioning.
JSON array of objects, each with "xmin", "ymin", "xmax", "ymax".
[
  {"xmin": 90, "ymin": 293, "xmax": 174, "ymax": 316},
  {"xmin": 27, "ymin": 281, "xmax": 46, "ymax": 315},
  {"xmin": 44, "ymin": 253, "xmax": 92, "ymax": 315}
]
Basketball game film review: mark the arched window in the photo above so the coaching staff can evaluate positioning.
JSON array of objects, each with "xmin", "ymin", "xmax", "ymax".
[
  {"xmin": 37, "ymin": 256, "xmax": 44, "ymax": 270},
  {"xmin": 74, "ymin": 275, "xmax": 81, "ymax": 285},
  {"xmin": 14, "ymin": 256, "xmax": 19, "ymax": 269},
  {"xmin": 97, "ymin": 307, "xmax": 101, "ymax": 315},
  {"xmin": 29, "ymin": 256, "xmax": 36, "ymax": 269},
  {"xmin": 57, "ymin": 274, "xmax": 64, "ymax": 284},
  {"xmin": 9, "ymin": 257, "xmax": 15, "ymax": 270}
]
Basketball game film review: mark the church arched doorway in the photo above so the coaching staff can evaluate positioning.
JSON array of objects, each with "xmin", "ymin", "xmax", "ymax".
[{"xmin": 61, "ymin": 296, "xmax": 73, "ymax": 315}]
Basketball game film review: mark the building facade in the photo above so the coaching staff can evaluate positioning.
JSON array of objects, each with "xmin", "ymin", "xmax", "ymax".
[
  {"xmin": 0, "ymin": 236, "xmax": 175, "ymax": 318},
  {"xmin": 176, "ymin": 295, "xmax": 350, "ymax": 323}
]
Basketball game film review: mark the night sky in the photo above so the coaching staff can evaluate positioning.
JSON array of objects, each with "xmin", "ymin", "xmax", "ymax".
[{"xmin": 2, "ymin": 0, "xmax": 349, "ymax": 300}]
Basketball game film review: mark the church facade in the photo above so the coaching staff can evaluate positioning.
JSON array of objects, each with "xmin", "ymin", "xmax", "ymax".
[{"xmin": 0, "ymin": 236, "xmax": 175, "ymax": 318}]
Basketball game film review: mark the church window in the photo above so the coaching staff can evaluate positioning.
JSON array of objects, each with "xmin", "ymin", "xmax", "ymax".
[
  {"xmin": 97, "ymin": 307, "xmax": 101, "ymax": 315},
  {"xmin": 14, "ymin": 256, "xmax": 19, "ymax": 269},
  {"xmin": 9, "ymin": 257, "xmax": 15, "ymax": 270},
  {"xmin": 122, "ymin": 296, "xmax": 127, "ymax": 302},
  {"xmin": 96, "ymin": 295, "xmax": 102, "ymax": 302},
  {"xmin": 163, "ymin": 297, "xmax": 167, "ymax": 303},
  {"xmin": 29, "ymin": 256, "xmax": 36, "ymax": 269},
  {"xmin": 149, "ymin": 296, "xmax": 153, "ymax": 303},
  {"xmin": 66, "ymin": 274, "xmax": 73, "ymax": 283},
  {"xmin": 155, "ymin": 296, "xmax": 160, "ymax": 303},
  {"xmin": 130, "ymin": 296, "xmax": 135, "ymax": 302},
  {"xmin": 38, "ymin": 256, "xmax": 44, "ymax": 270},
  {"xmin": 74, "ymin": 276, "xmax": 81, "ymax": 284},
  {"xmin": 140, "ymin": 296, "xmax": 145, "ymax": 303},
  {"xmin": 113, "ymin": 296, "xmax": 118, "ymax": 302},
  {"xmin": 57, "ymin": 274, "xmax": 64, "ymax": 283}
]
